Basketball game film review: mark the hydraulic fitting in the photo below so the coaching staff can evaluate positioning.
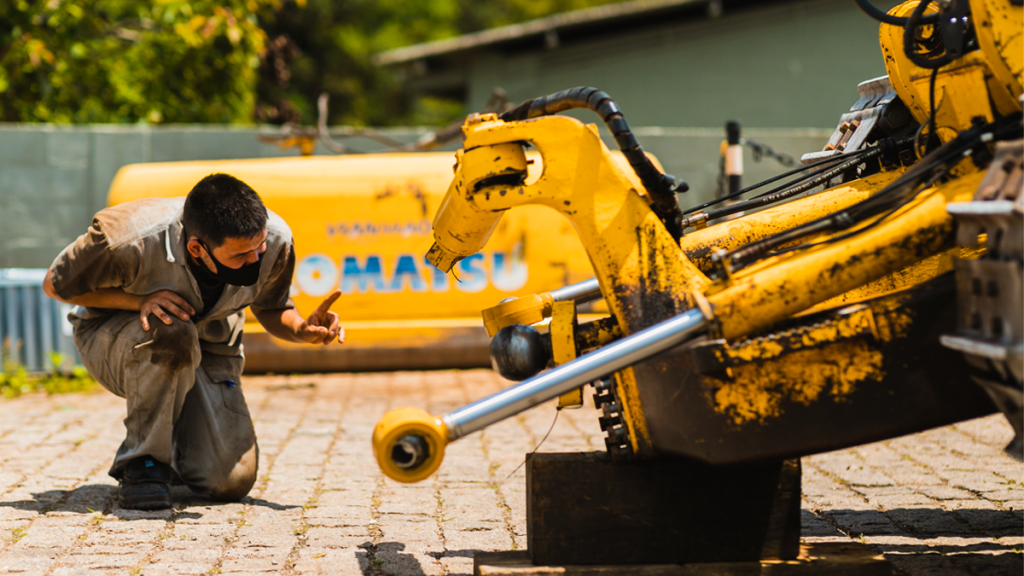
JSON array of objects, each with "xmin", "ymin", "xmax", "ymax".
[{"xmin": 372, "ymin": 407, "xmax": 449, "ymax": 483}]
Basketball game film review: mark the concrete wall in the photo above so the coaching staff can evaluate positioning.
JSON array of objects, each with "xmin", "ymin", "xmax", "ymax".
[
  {"xmin": 0, "ymin": 125, "xmax": 433, "ymax": 269},
  {"xmin": 0, "ymin": 123, "xmax": 832, "ymax": 269},
  {"xmin": 462, "ymin": 0, "xmax": 885, "ymax": 128}
]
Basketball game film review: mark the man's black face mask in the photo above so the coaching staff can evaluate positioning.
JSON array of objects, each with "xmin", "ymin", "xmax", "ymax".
[{"xmin": 197, "ymin": 239, "xmax": 264, "ymax": 287}]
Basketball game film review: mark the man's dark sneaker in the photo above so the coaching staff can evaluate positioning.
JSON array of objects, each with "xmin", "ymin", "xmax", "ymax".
[{"xmin": 118, "ymin": 456, "xmax": 172, "ymax": 510}]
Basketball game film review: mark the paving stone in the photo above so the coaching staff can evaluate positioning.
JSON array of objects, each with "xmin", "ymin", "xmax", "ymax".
[
  {"xmin": 827, "ymin": 509, "xmax": 907, "ymax": 536},
  {"xmin": 233, "ymin": 526, "xmax": 298, "ymax": 549},
  {"xmin": 919, "ymin": 485, "xmax": 977, "ymax": 501},
  {"xmin": 138, "ymin": 562, "xmax": 212, "ymax": 575},
  {"xmin": 148, "ymin": 547, "xmax": 223, "ymax": 564},
  {"xmin": 883, "ymin": 468, "xmax": 946, "ymax": 486},
  {"xmin": 801, "ymin": 510, "xmax": 843, "ymax": 538},
  {"xmin": 14, "ymin": 524, "xmax": 86, "ymax": 550},
  {"xmin": 0, "ymin": 548, "xmax": 58, "ymax": 572},
  {"xmin": 68, "ymin": 545, "xmax": 136, "ymax": 556},
  {"xmin": 303, "ymin": 526, "xmax": 370, "ymax": 549},
  {"xmin": 953, "ymin": 509, "xmax": 1024, "ymax": 535},
  {"xmin": 219, "ymin": 546, "xmax": 291, "ymax": 572},
  {"xmin": 0, "ymin": 374, "xmax": 1018, "ymax": 575},
  {"xmin": 292, "ymin": 546, "xmax": 365, "ymax": 575},
  {"xmin": 885, "ymin": 507, "xmax": 970, "ymax": 536},
  {"xmin": 375, "ymin": 546, "xmax": 444, "ymax": 576},
  {"xmin": 862, "ymin": 492, "xmax": 936, "ymax": 508},
  {"xmin": 440, "ymin": 548, "xmax": 479, "ymax": 576},
  {"xmin": 885, "ymin": 551, "xmax": 974, "ymax": 576}
]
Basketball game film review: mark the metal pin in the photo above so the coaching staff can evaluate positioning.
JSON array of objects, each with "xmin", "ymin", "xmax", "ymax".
[{"xmin": 133, "ymin": 340, "xmax": 155, "ymax": 350}]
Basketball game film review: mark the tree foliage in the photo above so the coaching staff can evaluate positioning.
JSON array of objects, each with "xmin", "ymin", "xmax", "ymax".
[
  {"xmin": 258, "ymin": 0, "xmax": 624, "ymax": 126},
  {"xmin": 0, "ymin": 0, "xmax": 624, "ymax": 125},
  {"xmin": 0, "ymin": 0, "xmax": 276, "ymax": 123}
]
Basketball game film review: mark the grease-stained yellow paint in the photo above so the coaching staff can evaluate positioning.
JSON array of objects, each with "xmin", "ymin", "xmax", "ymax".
[
  {"xmin": 614, "ymin": 368, "xmax": 652, "ymax": 455},
  {"xmin": 681, "ymin": 171, "xmax": 901, "ymax": 271},
  {"xmin": 805, "ymin": 248, "xmax": 956, "ymax": 313},
  {"xmin": 725, "ymin": 340, "xmax": 784, "ymax": 363},
  {"xmin": 707, "ymin": 340, "xmax": 886, "ymax": 426},
  {"xmin": 420, "ymin": 112, "xmax": 713, "ymax": 455},
  {"xmin": 881, "ymin": 1, "xmax": 1020, "ymax": 140},
  {"xmin": 424, "ymin": 113, "xmax": 710, "ymax": 334},
  {"xmin": 576, "ymin": 317, "xmax": 623, "ymax": 350},
  {"xmin": 710, "ymin": 170, "xmax": 985, "ymax": 341},
  {"xmin": 705, "ymin": 297, "xmax": 918, "ymax": 425},
  {"xmin": 970, "ymin": 0, "xmax": 1023, "ymax": 99},
  {"xmin": 723, "ymin": 306, "xmax": 878, "ymax": 365}
]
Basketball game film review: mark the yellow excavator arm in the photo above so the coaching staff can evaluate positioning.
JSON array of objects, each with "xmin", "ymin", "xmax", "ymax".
[{"xmin": 373, "ymin": 0, "xmax": 1023, "ymax": 482}]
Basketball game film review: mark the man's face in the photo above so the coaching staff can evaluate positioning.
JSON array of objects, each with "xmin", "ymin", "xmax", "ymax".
[{"xmin": 188, "ymin": 229, "xmax": 268, "ymax": 272}]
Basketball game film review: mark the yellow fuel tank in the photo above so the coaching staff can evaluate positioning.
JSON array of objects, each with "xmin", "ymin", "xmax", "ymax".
[{"xmin": 107, "ymin": 152, "xmax": 599, "ymax": 372}]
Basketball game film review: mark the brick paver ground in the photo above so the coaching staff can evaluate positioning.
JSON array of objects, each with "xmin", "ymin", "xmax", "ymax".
[{"xmin": 0, "ymin": 369, "xmax": 1019, "ymax": 575}]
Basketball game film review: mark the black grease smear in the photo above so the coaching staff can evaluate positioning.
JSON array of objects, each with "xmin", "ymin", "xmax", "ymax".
[{"xmin": 148, "ymin": 323, "xmax": 197, "ymax": 372}]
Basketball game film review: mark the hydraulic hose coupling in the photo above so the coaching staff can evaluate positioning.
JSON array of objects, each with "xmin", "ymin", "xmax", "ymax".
[{"xmin": 372, "ymin": 407, "xmax": 449, "ymax": 483}]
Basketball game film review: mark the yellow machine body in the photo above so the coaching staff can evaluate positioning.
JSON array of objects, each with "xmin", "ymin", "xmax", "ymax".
[
  {"xmin": 372, "ymin": 0, "xmax": 1022, "ymax": 479},
  {"xmin": 107, "ymin": 152, "xmax": 607, "ymax": 372},
  {"xmin": 421, "ymin": 114, "xmax": 979, "ymax": 454}
]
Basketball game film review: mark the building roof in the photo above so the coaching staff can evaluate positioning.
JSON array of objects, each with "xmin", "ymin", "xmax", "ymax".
[{"xmin": 374, "ymin": 0, "xmax": 709, "ymax": 66}]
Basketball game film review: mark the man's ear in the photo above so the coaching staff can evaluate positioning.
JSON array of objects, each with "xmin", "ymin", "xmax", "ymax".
[{"xmin": 186, "ymin": 239, "xmax": 204, "ymax": 259}]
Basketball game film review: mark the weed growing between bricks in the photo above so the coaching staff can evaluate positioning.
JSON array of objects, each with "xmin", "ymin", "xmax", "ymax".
[{"xmin": 0, "ymin": 349, "xmax": 97, "ymax": 399}]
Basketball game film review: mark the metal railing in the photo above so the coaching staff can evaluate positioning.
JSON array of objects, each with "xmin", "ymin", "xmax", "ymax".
[{"xmin": 0, "ymin": 269, "xmax": 79, "ymax": 372}]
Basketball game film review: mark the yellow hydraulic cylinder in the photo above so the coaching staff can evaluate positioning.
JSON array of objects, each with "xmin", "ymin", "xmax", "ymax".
[{"xmin": 709, "ymin": 171, "xmax": 983, "ymax": 340}]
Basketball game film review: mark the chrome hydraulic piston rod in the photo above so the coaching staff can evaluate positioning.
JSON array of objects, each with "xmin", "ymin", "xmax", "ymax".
[
  {"xmin": 549, "ymin": 277, "xmax": 602, "ymax": 304},
  {"xmin": 373, "ymin": 308, "xmax": 708, "ymax": 482},
  {"xmin": 445, "ymin": 308, "xmax": 706, "ymax": 438}
]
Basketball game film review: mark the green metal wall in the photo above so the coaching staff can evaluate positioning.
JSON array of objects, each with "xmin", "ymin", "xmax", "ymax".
[
  {"xmin": 465, "ymin": 0, "xmax": 885, "ymax": 128},
  {"xmin": 0, "ymin": 125, "xmax": 428, "ymax": 269},
  {"xmin": 0, "ymin": 124, "xmax": 831, "ymax": 269}
]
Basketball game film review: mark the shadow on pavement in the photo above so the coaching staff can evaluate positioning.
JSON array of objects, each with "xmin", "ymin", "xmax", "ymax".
[
  {"xmin": 0, "ymin": 484, "xmax": 298, "ymax": 520},
  {"xmin": 356, "ymin": 541, "xmax": 431, "ymax": 576},
  {"xmin": 813, "ymin": 507, "xmax": 1023, "ymax": 576}
]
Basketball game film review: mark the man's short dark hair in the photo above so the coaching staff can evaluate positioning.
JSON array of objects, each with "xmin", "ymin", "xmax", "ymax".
[{"xmin": 183, "ymin": 174, "xmax": 268, "ymax": 248}]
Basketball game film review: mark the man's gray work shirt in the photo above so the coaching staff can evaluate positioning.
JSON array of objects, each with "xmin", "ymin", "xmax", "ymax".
[{"xmin": 49, "ymin": 197, "xmax": 296, "ymax": 357}]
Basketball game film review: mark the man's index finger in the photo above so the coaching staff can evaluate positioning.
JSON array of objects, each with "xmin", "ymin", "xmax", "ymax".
[{"xmin": 314, "ymin": 290, "xmax": 342, "ymax": 316}]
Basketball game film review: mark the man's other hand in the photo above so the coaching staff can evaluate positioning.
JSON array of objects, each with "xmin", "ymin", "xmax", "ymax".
[
  {"xmin": 300, "ymin": 290, "xmax": 343, "ymax": 345},
  {"xmin": 140, "ymin": 290, "xmax": 196, "ymax": 331}
]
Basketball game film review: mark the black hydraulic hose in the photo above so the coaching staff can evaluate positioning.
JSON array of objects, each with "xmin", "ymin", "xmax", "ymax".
[
  {"xmin": 720, "ymin": 121, "xmax": 1005, "ymax": 272},
  {"xmin": 704, "ymin": 149, "xmax": 884, "ymax": 221},
  {"xmin": 854, "ymin": 0, "xmax": 939, "ymax": 26},
  {"xmin": 703, "ymin": 137, "xmax": 912, "ymax": 221},
  {"xmin": 500, "ymin": 87, "xmax": 688, "ymax": 241},
  {"xmin": 682, "ymin": 147, "xmax": 871, "ymax": 217}
]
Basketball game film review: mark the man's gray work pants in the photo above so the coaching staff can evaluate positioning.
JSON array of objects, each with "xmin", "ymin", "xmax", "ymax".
[{"xmin": 74, "ymin": 312, "xmax": 258, "ymax": 501}]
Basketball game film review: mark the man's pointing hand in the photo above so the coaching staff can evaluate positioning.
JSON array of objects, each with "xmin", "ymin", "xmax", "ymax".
[{"xmin": 300, "ymin": 289, "xmax": 343, "ymax": 345}]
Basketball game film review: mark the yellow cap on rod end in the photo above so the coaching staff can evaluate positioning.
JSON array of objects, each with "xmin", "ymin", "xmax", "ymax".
[
  {"xmin": 481, "ymin": 292, "xmax": 555, "ymax": 337},
  {"xmin": 372, "ymin": 406, "xmax": 449, "ymax": 483}
]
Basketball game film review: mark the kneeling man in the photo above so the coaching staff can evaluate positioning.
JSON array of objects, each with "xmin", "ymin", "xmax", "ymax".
[{"xmin": 43, "ymin": 174, "xmax": 342, "ymax": 510}]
